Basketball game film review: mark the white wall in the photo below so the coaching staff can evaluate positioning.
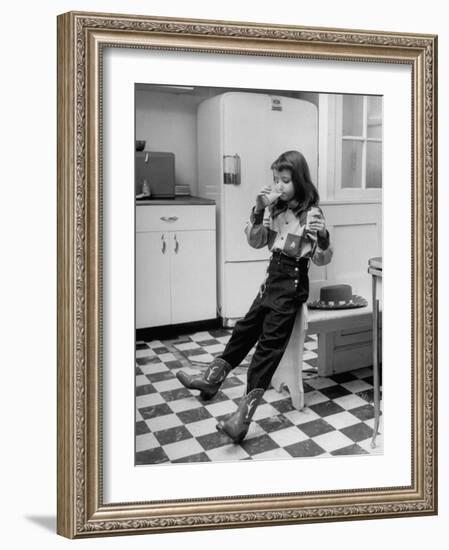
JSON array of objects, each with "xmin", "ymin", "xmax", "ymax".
[
  {"xmin": 135, "ymin": 90, "xmax": 199, "ymax": 191},
  {"xmin": 310, "ymin": 202, "xmax": 382, "ymax": 297},
  {"xmin": 1, "ymin": 1, "xmax": 446, "ymax": 549}
]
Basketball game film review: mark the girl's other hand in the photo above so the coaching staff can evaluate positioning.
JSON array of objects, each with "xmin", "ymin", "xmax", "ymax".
[
  {"xmin": 307, "ymin": 209, "xmax": 327, "ymax": 237},
  {"xmin": 255, "ymin": 186, "xmax": 273, "ymax": 212}
]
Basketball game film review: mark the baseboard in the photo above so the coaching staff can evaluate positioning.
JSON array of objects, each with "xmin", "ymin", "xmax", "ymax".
[{"xmin": 136, "ymin": 317, "xmax": 222, "ymax": 342}]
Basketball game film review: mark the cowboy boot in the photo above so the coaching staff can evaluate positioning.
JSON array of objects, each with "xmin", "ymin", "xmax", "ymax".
[
  {"xmin": 176, "ymin": 357, "xmax": 232, "ymax": 400},
  {"xmin": 216, "ymin": 388, "xmax": 264, "ymax": 443}
]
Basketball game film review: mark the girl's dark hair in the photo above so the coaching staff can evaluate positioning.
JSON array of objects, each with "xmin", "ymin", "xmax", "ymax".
[{"xmin": 270, "ymin": 150, "xmax": 319, "ymax": 216}]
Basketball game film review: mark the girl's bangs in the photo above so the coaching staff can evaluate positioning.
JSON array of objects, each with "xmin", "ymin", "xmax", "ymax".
[{"xmin": 271, "ymin": 160, "xmax": 294, "ymax": 172}]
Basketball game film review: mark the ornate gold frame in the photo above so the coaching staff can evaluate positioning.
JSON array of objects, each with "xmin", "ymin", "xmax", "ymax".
[{"xmin": 57, "ymin": 11, "xmax": 438, "ymax": 538}]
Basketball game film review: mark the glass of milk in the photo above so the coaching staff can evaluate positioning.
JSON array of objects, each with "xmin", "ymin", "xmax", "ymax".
[{"xmin": 306, "ymin": 207, "xmax": 321, "ymax": 234}]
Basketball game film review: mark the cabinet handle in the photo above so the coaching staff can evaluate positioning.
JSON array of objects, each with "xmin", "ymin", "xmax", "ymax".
[
  {"xmin": 161, "ymin": 234, "xmax": 166, "ymax": 254},
  {"xmin": 174, "ymin": 234, "xmax": 179, "ymax": 254},
  {"xmin": 160, "ymin": 216, "xmax": 178, "ymax": 222}
]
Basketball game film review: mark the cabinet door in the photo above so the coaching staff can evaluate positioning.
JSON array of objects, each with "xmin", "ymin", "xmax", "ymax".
[
  {"xmin": 170, "ymin": 231, "xmax": 217, "ymax": 324},
  {"xmin": 136, "ymin": 232, "xmax": 171, "ymax": 329}
]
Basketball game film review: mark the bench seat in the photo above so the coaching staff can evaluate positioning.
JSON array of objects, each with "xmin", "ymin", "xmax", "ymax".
[{"xmin": 307, "ymin": 304, "xmax": 372, "ymax": 333}]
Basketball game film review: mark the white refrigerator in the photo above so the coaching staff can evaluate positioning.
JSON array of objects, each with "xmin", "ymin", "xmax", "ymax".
[{"xmin": 197, "ymin": 92, "xmax": 318, "ymax": 325}]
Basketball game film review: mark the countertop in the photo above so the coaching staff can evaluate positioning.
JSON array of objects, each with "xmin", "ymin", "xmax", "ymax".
[{"xmin": 136, "ymin": 195, "xmax": 215, "ymax": 206}]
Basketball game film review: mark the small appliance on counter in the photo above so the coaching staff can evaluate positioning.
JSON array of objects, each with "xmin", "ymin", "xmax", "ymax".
[{"xmin": 135, "ymin": 151, "xmax": 176, "ymax": 199}]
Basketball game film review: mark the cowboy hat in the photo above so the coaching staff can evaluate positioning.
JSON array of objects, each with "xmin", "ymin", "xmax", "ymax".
[{"xmin": 307, "ymin": 284, "xmax": 368, "ymax": 310}]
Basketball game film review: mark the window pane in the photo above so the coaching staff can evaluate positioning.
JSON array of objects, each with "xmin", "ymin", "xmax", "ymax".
[
  {"xmin": 367, "ymin": 96, "xmax": 382, "ymax": 139},
  {"xmin": 366, "ymin": 141, "xmax": 382, "ymax": 188},
  {"xmin": 342, "ymin": 95, "xmax": 363, "ymax": 136},
  {"xmin": 341, "ymin": 140, "xmax": 363, "ymax": 188}
]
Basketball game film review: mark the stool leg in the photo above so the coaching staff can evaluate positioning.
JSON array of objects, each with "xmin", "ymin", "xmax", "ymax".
[
  {"xmin": 371, "ymin": 277, "xmax": 380, "ymax": 449},
  {"xmin": 271, "ymin": 308, "xmax": 306, "ymax": 410}
]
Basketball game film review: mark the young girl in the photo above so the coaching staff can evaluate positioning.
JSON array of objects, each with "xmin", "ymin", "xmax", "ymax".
[{"xmin": 177, "ymin": 150, "xmax": 333, "ymax": 443}]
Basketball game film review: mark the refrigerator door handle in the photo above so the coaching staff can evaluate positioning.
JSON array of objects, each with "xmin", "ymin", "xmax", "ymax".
[
  {"xmin": 223, "ymin": 153, "xmax": 241, "ymax": 185},
  {"xmin": 236, "ymin": 153, "xmax": 241, "ymax": 186}
]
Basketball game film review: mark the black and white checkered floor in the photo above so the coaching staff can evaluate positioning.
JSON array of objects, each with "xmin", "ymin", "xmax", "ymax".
[{"xmin": 135, "ymin": 329, "xmax": 383, "ymax": 465}]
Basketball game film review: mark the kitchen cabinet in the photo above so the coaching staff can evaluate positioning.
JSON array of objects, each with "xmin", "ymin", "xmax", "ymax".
[
  {"xmin": 136, "ymin": 232, "xmax": 171, "ymax": 328},
  {"xmin": 136, "ymin": 202, "xmax": 216, "ymax": 329}
]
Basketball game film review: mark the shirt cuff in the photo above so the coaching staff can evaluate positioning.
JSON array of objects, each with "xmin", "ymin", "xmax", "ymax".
[
  {"xmin": 317, "ymin": 229, "xmax": 330, "ymax": 250},
  {"xmin": 250, "ymin": 206, "xmax": 264, "ymax": 225}
]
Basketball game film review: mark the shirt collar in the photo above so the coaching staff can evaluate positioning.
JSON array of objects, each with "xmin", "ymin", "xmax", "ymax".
[{"xmin": 271, "ymin": 198, "xmax": 303, "ymax": 218}]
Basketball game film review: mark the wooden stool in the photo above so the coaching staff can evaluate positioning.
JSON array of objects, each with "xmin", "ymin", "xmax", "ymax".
[
  {"xmin": 271, "ymin": 303, "xmax": 308, "ymax": 410},
  {"xmin": 271, "ymin": 293, "xmax": 374, "ymax": 411}
]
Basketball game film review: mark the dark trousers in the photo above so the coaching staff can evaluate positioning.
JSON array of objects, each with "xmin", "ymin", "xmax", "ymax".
[{"xmin": 221, "ymin": 253, "xmax": 309, "ymax": 392}]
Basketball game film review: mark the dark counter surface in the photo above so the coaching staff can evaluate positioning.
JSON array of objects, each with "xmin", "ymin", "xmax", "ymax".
[{"xmin": 136, "ymin": 195, "xmax": 215, "ymax": 206}]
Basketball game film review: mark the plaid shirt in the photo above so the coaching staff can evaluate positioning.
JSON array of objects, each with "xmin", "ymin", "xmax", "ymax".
[{"xmin": 244, "ymin": 204, "xmax": 333, "ymax": 266}]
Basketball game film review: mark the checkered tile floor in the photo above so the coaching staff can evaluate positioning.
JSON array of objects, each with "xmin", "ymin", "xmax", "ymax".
[{"xmin": 135, "ymin": 329, "xmax": 383, "ymax": 465}]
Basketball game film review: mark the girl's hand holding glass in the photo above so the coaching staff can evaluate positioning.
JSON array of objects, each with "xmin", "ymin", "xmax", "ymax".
[{"xmin": 255, "ymin": 186, "xmax": 281, "ymax": 212}]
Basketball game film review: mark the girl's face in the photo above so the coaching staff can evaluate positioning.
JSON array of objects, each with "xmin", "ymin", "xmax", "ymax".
[{"xmin": 273, "ymin": 169, "xmax": 295, "ymax": 201}]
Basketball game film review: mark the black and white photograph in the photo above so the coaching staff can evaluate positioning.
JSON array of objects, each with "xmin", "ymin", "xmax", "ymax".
[
  {"xmin": 134, "ymin": 84, "xmax": 383, "ymax": 466},
  {"xmin": 52, "ymin": 6, "xmax": 437, "ymax": 540}
]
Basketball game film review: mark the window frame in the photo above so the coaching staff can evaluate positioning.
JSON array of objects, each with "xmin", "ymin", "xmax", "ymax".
[{"xmin": 333, "ymin": 94, "xmax": 383, "ymax": 201}]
